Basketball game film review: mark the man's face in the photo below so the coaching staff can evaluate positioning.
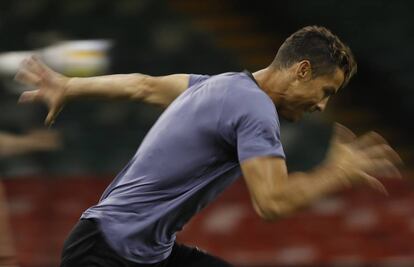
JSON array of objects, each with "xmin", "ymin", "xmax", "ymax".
[{"xmin": 278, "ymin": 66, "xmax": 345, "ymax": 122}]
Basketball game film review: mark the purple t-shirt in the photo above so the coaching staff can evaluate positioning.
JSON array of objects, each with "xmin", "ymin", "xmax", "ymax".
[{"xmin": 81, "ymin": 71, "xmax": 285, "ymax": 263}]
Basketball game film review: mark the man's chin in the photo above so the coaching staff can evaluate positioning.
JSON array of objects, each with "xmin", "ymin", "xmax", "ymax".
[{"xmin": 281, "ymin": 112, "xmax": 303, "ymax": 122}]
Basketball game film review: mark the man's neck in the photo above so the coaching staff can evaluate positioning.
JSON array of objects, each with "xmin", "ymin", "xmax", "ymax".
[{"xmin": 252, "ymin": 67, "xmax": 291, "ymax": 106}]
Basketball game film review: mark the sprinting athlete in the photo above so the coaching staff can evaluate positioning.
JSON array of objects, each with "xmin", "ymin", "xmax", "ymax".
[{"xmin": 16, "ymin": 26, "xmax": 402, "ymax": 267}]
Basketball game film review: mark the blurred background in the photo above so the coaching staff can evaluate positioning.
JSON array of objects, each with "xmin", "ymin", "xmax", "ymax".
[{"xmin": 0, "ymin": 0, "xmax": 413, "ymax": 266}]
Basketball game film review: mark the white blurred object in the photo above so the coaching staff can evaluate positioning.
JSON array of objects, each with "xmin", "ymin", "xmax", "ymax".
[
  {"xmin": 0, "ymin": 40, "xmax": 112, "ymax": 93},
  {"xmin": 0, "ymin": 51, "xmax": 34, "ymax": 76},
  {"xmin": 0, "ymin": 39, "xmax": 112, "ymax": 77},
  {"xmin": 41, "ymin": 39, "xmax": 112, "ymax": 76}
]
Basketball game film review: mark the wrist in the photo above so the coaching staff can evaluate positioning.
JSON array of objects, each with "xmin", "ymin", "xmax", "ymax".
[
  {"xmin": 62, "ymin": 77, "xmax": 74, "ymax": 101},
  {"xmin": 313, "ymin": 163, "xmax": 352, "ymax": 188}
]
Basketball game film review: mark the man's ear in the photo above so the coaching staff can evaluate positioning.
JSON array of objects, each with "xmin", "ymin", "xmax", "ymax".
[{"xmin": 295, "ymin": 60, "xmax": 312, "ymax": 81}]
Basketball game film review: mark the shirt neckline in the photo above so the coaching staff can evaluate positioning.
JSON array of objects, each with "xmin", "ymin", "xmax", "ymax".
[{"xmin": 242, "ymin": 70, "xmax": 259, "ymax": 87}]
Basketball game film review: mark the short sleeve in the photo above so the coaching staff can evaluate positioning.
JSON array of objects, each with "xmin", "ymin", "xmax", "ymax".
[
  {"xmin": 219, "ymin": 80, "xmax": 285, "ymax": 163},
  {"xmin": 188, "ymin": 74, "xmax": 210, "ymax": 88},
  {"xmin": 236, "ymin": 110, "xmax": 285, "ymax": 162}
]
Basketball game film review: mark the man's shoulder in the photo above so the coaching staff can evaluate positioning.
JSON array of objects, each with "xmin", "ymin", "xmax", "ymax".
[
  {"xmin": 211, "ymin": 72, "xmax": 269, "ymax": 98},
  {"xmin": 218, "ymin": 76, "xmax": 276, "ymax": 120},
  {"xmin": 211, "ymin": 71, "xmax": 253, "ymax": 84},
  {"xmin": 190, "ymin": 71, "xmax": 274, "ymax": 110},
  {"xmin": 191, "ymin": 71, "xmax": 253, "ymax": 86},
  {"xmin": 223, "ymin": 73, "xmax": 273, "ymax": 105}
]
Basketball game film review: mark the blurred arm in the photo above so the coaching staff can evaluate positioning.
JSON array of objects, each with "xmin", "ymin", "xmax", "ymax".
[
  {"xmin": 241, "ymin": 156, "xmax": 347, "ymax": 220},
  {"xmin": 0, "ymin": 130, "xmax": 61, "ymax": 157},
  {"xmin": 241, "ymin": 124, "xmax": 402, "ymax": 221}
]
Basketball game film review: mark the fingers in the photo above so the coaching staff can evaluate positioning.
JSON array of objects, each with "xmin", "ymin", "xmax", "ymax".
[
  {"xmin": 30, "ymin": 55, "xmax": 53, "ymax": 75},
  {"xmin": 14, "ymin": 68, "xmax": 41, "ymax": 86},
  {"xmin": 357, "ymin": 137, "xmax": 403, "ymax": 180},
  {"xmin": 18, "ymin": 90, "xmax": 40, "ymax": 104},
  {"xmin": 332, "ymin": 123, "xmax": 356, "ymax": 144},
  {"xmin": 352, "ymin": 131, "xmax": 388, "ymax": 149},
  {"xmin": 363, "ymin": 144, "xmax": 403, "ymax": 165},
  {"xmin": 22, "ymin": 55, "xmax": 50, "ymax": 75},
  {"xmin": 359, "ymin": 172, "xmax": 388, "ymax": 196},
  {"xmin": 366, "ymin": 159, "xmax": 402, "ymax": 179},
  {"xmin": 45, "ymin": 106, "xmax": 63, "ymax": 127},
  {"xmin": 15, "ymin": 56, "xmax": 53, "ymax": 85},
  {"xmin": 45, "ymin": 109, "xmax": 56, "ymax": 127},
  {"xmin": 328, "ymin": 126, "xmax": 403, "ymax": 196}
]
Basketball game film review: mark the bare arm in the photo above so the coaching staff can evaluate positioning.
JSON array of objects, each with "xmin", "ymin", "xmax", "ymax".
[
  {"xmin": 15, "ymin": 56, "xmax": 190, "ymax": 125},
  {"xmin": 0, "ymin": 130, "xmax": 61, "ymax": 157},
  {"xmin": 241, "ymin": 124, "xmax": 402, "ymax": 221},
  {"xmin": 64, "ymin": 74, "xmax": 190, "ymax": 105}
]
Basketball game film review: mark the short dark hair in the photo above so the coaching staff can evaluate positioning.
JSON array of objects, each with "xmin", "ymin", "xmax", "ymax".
[{"xmin": 271, "ymin": 26, "xmax": 357, "ymax": 88}]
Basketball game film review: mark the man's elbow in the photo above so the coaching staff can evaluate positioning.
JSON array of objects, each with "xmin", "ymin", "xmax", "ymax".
[
  {"xmin": 128, "ymin": 74, "xmax": 152, "ymax": 101},
  {"xmin": 131, "ymin": 75, "xmax": 174, "ymax": 107}
]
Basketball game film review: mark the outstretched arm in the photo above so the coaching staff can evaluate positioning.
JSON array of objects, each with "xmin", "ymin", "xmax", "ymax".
[
  {"xmin": 241, "ymin": 124, "xmax": 403, "ymax": 221},
  {"xmin": 15, "ymin": 56, "xmax": 190, "ymax": 126}
]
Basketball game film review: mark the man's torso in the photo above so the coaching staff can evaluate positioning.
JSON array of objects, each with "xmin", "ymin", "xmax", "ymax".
[{"xmin": 81, "ymin": 71, "xmax": 284, "ymax": 263}]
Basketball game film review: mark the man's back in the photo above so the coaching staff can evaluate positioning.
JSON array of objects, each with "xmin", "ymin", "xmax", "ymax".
[{"xmin": 81, "ymin": 71, "xmax": 284, "ymax": 264}]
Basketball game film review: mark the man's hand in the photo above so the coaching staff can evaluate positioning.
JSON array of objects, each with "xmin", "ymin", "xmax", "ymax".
[
  {"xmin": 323, "ymin": 123, "xmax": 403, "ymax": 195},
  {"xmin": 15, "ymin": 56, "xmax": 69, "ymax": 126}
]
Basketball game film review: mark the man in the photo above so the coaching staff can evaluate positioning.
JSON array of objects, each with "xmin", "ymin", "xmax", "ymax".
[{"xmin": 15, "ymin": 26, "xmax": 402, "ymax": 267}]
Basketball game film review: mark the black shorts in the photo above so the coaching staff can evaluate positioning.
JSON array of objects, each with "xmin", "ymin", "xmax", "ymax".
[{"xmin": 60, "ymin": 219, "xmax": 233, "ymax": 267}]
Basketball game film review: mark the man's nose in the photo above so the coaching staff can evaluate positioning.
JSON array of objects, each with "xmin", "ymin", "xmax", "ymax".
[{"xmin": 316, "ymin": 98, "xmax": 329, "ymax": 111}]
